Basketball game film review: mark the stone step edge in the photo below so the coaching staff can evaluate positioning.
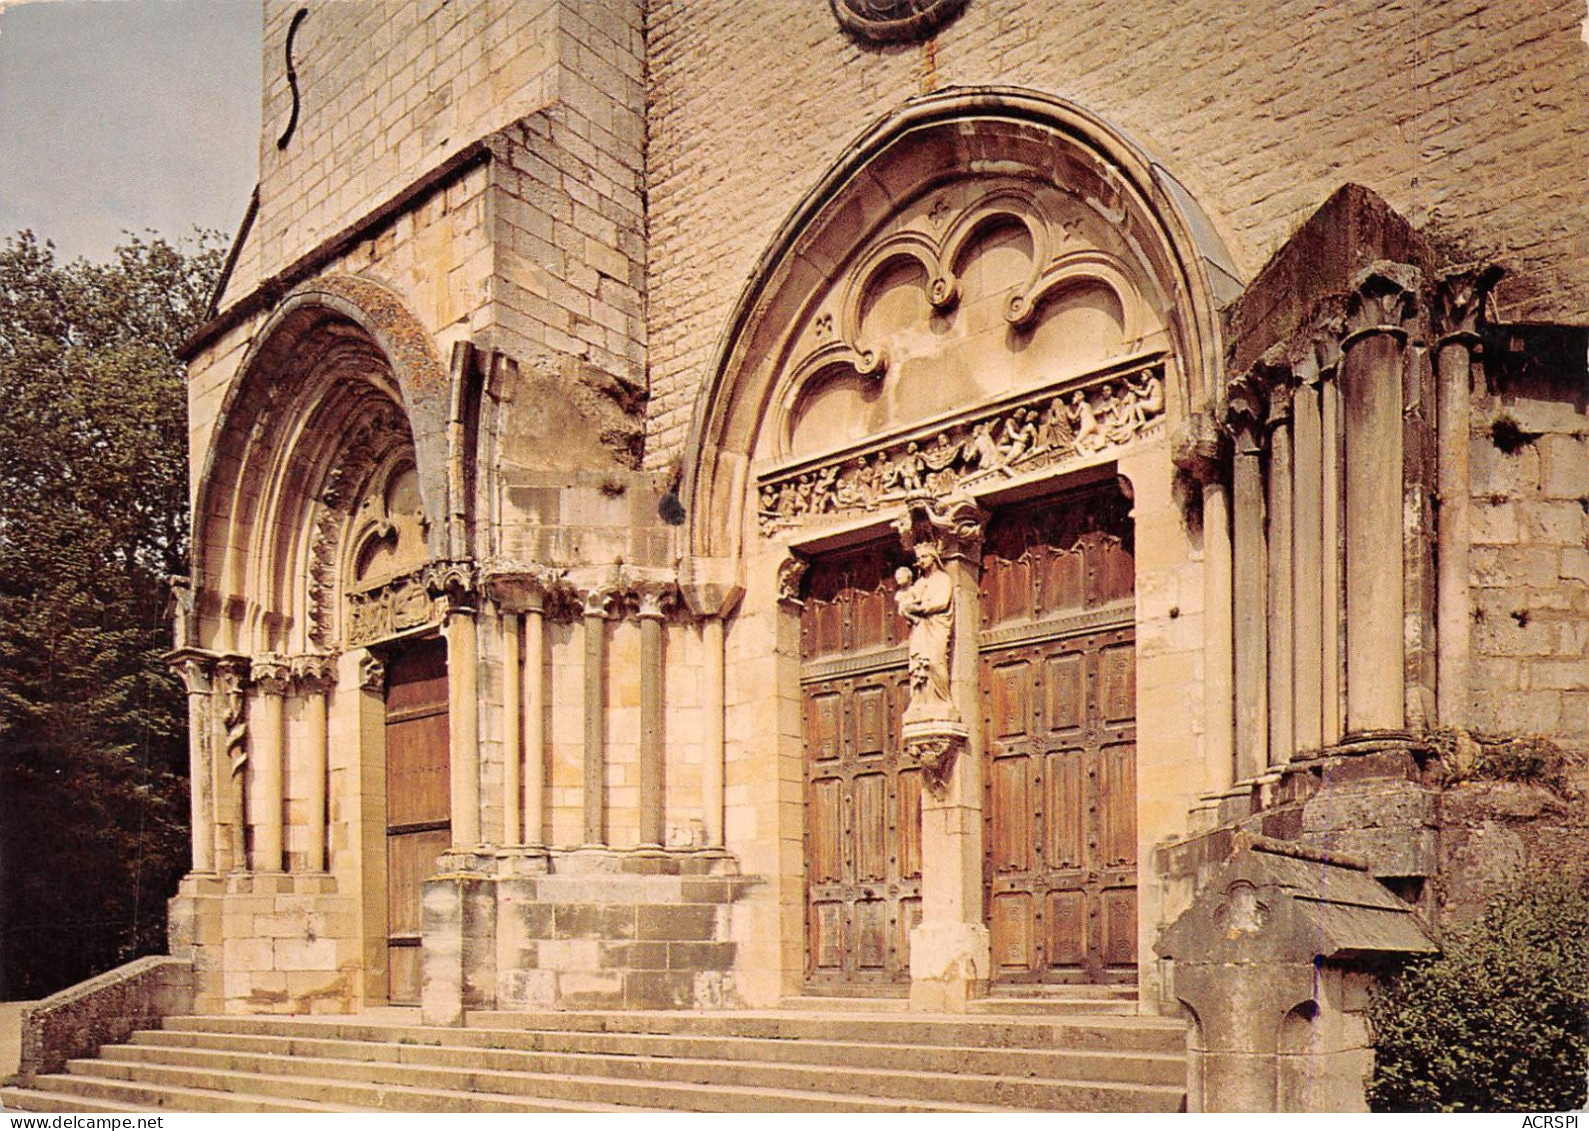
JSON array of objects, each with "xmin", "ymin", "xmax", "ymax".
[
  {"xmin": 103, "ymin": 1038, "xmax": 1189, "ymax": 1096},
  {"xmin": 1, "ymin": 1086, "xmax": 160, "ymax": 1114},
  {"xmin": 67, "ymin": 1056, "xmax": 1022, "ymax": 1114},
  {"xmin": 129, "ymin": 1025, "xmax": 1187, "ymax": 1071},
  {"xmin": 163, "ymin": 1010, "xmax": 1186, "ymax": 1044},
  {"xmin": 30, "ymin": 1073, "xmax": 638, "ymax": 1118}
]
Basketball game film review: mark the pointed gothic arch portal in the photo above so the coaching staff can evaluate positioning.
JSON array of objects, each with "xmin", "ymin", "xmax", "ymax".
[{"xmin": 680, "ymin": 88, "xmax": 1236, "ymax": 999}]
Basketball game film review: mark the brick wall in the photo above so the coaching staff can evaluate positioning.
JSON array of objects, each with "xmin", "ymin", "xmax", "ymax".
[{"xmin": 643, "ymin": 0, "xmax": 1589, "ymax": 470}]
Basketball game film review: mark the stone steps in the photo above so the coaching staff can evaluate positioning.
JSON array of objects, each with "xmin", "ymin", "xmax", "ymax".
[{"xmin": 12, "ymin": 1008, "xmax": 1187, "ymax": 1113}]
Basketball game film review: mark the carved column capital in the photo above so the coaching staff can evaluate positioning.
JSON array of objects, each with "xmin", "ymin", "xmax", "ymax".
[
  {"xmin": 483, "ymin": 560, "xmax": 562, "ymax": 614},
  {"xmin": 250, "ymin": 653, "xmax": 292, "ymax": 697},
  {"xmin": 291, "ymin": 652, "xmax": 338, "ymax": 696},
  {"xmin": 1345, "ymin": 261, "xmax": 1423, "ymax": 345},
  {"xmin": 896, "ymin": 493, "xmax": 988, "ymax": 564},
  {"xmin": 1431, "ymin": 264, "xmax": 1504, "ymax": 347},
  {"xmin": 579, "ymin": 583, "xmax": 620, "ymax": 620},
  {"xmin": 1225, "ymin": 375, "xmax": 1269, "ymax": 454},
  {"xmin": 1172, "ymin": 412, "xmax": 1230, "ymax": 485},
  {"xmin": 358, "ymin": 652, "xmax": 387, "ymax": 693},
  {"xmin": 630, "ymin": 578, "xmax": 678, "ymax": 621},
  {"xmin": 166, "ymin": 649, "xmax": 215, "ymax": 695},
  {"xmin": 424, "ymin": 559, "xmax": 478, "ymax": 615},
  {"xmin": 776, "ymin": 555, "xmax": 809, "ymax": 610}
]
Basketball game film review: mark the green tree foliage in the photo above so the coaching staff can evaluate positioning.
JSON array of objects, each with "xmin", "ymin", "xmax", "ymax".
[
  {"xmin": 1368, "ymin": 874, "xmax": 1589, "ymax": 1112},
  {"xmin": 0, "ymin": 230, "xmax": 223, "ymax": 999}
]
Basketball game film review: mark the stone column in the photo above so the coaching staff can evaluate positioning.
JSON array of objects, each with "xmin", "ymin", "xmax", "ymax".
[
  {"xmin": 428, "ymin": 561, "xmax": 481, "ymax": 849},
  {"xmin": 1266, "ymin": 378, "xmax": 1296, "ymax": 766},
  {"xmin": 1177, "ymin": 418, "xmax": 1233, "ymax": 793},
  {"xmin": 1318, "ymin": 335, "xmax": 1345, "ymax": 748},
  {"xmin": 1228, "ymin": 381, "xmax": 1269, "ymax": 781},
  {"xmin": 486, "ymin": 565, "xmax": 558, "ymax": 846},
  {"xmin": 1432, "ymin": 267, "xmax": 1501, "ymax": 727},
  {"xmin": 170, "ymin": 653, "xmax": 217, "ymax": 874},
  {"xmin": 1341, "ymin": 264, "xmax": 1419, "ymax": 734},
  {"xmin": 634, "ymin": 579, "xmax": 676, "ymax": 847},
  {"xmin": 679, "ymin": 557, "xmax": 744, "ymax": 851},
  {"xmin": 500, "ymin": 610, "xmax": 522, "ymax": 846},
  {"xmin": 1291, "ymin": 352, "xmax": 1325, "ymax": 755},
  {"xmin": 249, "ymin": 654, "xmax": 291, "ymax": 873},
  {"xmin": 213, "ymin": 657, "xmax": 250, "ymax": 873},
  {"xmin": 580, "ymin": 579, "xmax": 618, "ymax": 846},
  {"xmin": 897, "ymin": 496, "xmax": 989, "ymax": 1012},
  {"xmin": 292, "ymin": 653, "xmax": 336, "ymax": 872}
]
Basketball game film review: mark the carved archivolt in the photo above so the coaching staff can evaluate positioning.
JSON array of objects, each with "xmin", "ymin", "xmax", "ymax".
[{"xmin": 759, "ymin": 357, "xmax": 1165, "ymax": 534}]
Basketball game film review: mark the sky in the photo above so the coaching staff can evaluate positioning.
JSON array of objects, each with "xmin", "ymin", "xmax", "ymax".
[{"xmin": 0, "ymin": 0, "xmax": 261, "ymax": 262}]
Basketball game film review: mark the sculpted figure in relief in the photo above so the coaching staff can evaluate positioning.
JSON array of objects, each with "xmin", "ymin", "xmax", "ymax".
[
  {"xmin": 1069, "ymin": 390, "xmax": 1106, "ymax": 453},
  {"xmin": 894, "ymin": 543, "xmax": 955, "ymax": 719}
]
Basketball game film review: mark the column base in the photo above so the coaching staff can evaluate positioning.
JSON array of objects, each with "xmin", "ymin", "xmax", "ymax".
[{"xmin": 908, "ymin": 920, "xmax": 989, "ymax": 1013}]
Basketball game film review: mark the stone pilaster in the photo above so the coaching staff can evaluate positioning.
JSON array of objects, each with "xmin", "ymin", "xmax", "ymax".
[
  {"xmin": 896, "ymin": 494, "xmax": 990, "ymax": 1011},
  {"xmin": 169, "ymin": 652, "xmax": 217, "ymax": 875},
  {"xmin": 249, "ymin": 653, "xmax": 292, "ymax": 874}
]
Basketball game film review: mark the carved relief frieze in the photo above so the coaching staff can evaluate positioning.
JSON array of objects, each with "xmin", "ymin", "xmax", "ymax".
[
  {"xmin": 758, "ymin": 358, "xmax": 1166, "ymax": 534},
  {"xmin": 345, "ymin": 566, "xmax": 438, "ymax": 647}
]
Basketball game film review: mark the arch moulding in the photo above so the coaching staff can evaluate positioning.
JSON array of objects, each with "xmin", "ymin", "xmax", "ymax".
[{"xmin": 679, "ymin": 86, "xmax": 1241, "ymax": 570}]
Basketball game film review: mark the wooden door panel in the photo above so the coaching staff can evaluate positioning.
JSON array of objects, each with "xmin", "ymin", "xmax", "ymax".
[
  {"xmin": 980, "ymin": 484, "xmax": 1137, "ymax": 986},
  {"xmin": 800, "ymin": 540, "xmax": 917, "ymax": 987},
  {"xmin": 383, "ymin": 637, "xmax": 450, "ymax": 1005},
  {"xmin": 1045, "ymin": 749, "xmax": 1086, "ymax": 868},
  {"xmin": 1098, "ymin": 742, "xmax": 1138, "ymax": 868},
  {"xmin": 854, "ymin": 773, "xmax": 888, "ymax": 882},
  {"xmin": 989, "ymin": 756, "xmax": 1032, "ymax": 873},
  {"xmin": 1047, "ymin": 889, "xmax": 1087, "ymax": 968}
]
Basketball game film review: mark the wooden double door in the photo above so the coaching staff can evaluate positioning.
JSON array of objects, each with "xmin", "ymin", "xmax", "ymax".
[
  {"xmin": 382, "ymin": 637, "xmax": 451, "ymax": 1004},
  {"xmin": 800, "ymin": 484, "xmax": 1137, "ymax": 988}
]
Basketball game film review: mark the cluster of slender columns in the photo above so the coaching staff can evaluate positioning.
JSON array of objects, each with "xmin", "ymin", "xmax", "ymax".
[
  {"xmin": 487, "ymin": 566, "xmax": 727, "ymax": 852},
  {"xmin": 171, "ymin": 648, "xmax": 337, "ymax": 877},
  {"xmin": 1197, "ymin": 261, "xmax": 1457, "ymax": 792}
]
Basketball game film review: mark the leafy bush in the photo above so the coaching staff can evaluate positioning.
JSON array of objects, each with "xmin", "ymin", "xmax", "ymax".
[{"xmin": 1367, "ymin": 875, "xmax": 1589, "ymax": 1112}]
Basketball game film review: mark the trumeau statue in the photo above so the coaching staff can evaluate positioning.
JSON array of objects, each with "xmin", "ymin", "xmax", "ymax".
[{"xmin": 894, "ymin": 543, "xmax": 956, "ymax": 725}]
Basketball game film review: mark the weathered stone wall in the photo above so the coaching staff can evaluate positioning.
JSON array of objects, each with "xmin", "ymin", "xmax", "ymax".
[
  {"xmin": 251, "ymin": 0, "xmax": 563, "ymax": 285},
  {"xmin": 1435, "ymin": 778, "xmax": 1589, "ymax": 928},
  {"xmin": 644, "ymin": 0, "xmax": 1589, "ymax": 470},
  {"xmin": 15, "ymin": 956, "xmax": 192, "ymax": 1080},
  {"xmin": 1467, "ymin": 340, "xmax": 1589, "ymax": 740}
]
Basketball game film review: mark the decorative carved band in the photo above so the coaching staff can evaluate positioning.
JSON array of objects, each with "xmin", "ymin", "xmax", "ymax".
[
  {"xmin": 977, "ymin": 598, "xmax": 1135, "ymax": 653},
  {"xmin": 758, "ymin": 356, "xmax": 1167, "ymax": 534},
  {"xmin": 800, "ymin": 642, "xmax": 908, "ymax": 686},
  {"xmin": 346, "ymin": 566, "xmax": 437, "ymax": 647}
]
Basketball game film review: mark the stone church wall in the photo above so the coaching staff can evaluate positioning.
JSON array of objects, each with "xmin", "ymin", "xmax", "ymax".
[
  {"xmin": 643, "ymin": 0, "xmax": 1589, "ymax": 471},
  {"xmin": 1468, "ymin": 340, "xmax": 1589, "ymax": 741}
]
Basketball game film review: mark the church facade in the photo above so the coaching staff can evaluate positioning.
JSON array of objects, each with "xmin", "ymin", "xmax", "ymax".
[{"xmin": 165, "ymin": 0, "xmax": 1589, "ymax": 1109}]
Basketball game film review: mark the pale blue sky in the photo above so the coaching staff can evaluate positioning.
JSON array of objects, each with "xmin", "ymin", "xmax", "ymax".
[{"xmin": 0, "ymin": 0, "xmax": 261, "ymax": 262}]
